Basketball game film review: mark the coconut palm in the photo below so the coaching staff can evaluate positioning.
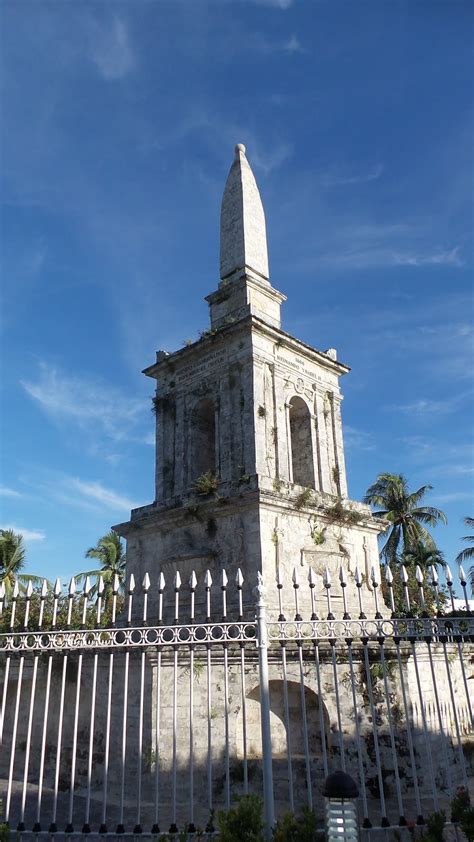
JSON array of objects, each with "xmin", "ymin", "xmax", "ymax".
[
  {"xmin": 76, "ymin": 530, "xmax": 126, "ymax": 596},
  {"xmin": 401, "ymin": 540, "xmax": 445, "ymax": 572},
  {"xmin": 364, "ymin": 473, "xmax": 447, "ymax": 565},
  {"xmin": 0, "ymin": 528, "xmax": 44, "ymax": 595},
  {"xmin": 455, "ymin": 516, "xmax": 474, "ymax": 593}
]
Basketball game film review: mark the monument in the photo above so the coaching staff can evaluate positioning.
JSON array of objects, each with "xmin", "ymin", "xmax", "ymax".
[{"xmin": 115, "ymin": 144, "xmax": 384, "ymax": 617}]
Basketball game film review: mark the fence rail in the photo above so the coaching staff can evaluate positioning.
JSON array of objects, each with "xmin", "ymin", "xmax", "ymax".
[{"xmin": 0, "ymin": 562, "xmax": 473, "ymax": 837}]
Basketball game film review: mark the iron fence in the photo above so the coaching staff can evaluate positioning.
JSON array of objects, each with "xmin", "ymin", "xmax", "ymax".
[{"xmin": 0, "ymin": 562, "xmax": 473, "ymax": 837}]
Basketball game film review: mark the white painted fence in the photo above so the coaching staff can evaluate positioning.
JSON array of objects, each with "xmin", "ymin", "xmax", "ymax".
[{"xmin": 0, "ymin": 563, "xmax": 473, "ymax": 837}]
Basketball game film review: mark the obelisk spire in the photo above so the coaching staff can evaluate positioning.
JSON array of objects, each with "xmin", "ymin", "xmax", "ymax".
[{"xmin": 220, "ymin": 144, "xmax": 269, "ymax": 283}]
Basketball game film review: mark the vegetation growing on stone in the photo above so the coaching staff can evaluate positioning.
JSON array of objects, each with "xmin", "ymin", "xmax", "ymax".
[{"xmin": 192, "ymin": 471, "xmax": 220, "ymax": 495}]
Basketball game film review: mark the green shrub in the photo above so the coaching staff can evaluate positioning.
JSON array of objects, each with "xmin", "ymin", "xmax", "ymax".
[
  {"xmin": 217, "ymin": 795, "xmax": 265, "ymax": 842},
  {"xmin": 452, "ymin": 788, "xmax": 474, "ymax": 842},
  {"xmin": 273, "ymin": 808, "xmax": 322, "ymax": 842}
]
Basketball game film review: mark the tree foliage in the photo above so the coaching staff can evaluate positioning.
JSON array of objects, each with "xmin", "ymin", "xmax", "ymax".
[
  {"xmin": 0, "ymin": 528, "xmax": 44, "ymax": 595},
  {"xmin": 364, "ymin": 473, "xmax": 447, "ymax": 565},
  {"xmin": 75, "ymin": 530, "xmax": 126, "ymax": 597}
]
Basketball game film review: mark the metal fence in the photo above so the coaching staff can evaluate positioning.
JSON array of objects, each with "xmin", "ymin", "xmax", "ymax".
[{"xmin": 0, "ymin": 562, "xmax": 473, "ymax": 837}]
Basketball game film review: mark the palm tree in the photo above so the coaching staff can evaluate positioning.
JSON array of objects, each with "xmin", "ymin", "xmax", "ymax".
[
  {"xmin": 76, "ymin": 530, "xmax": 126, "ymax": 596},
  {"xmin": 455, "ymin": 516, "xmax": 474, "ymax": 594},
  {"xmin": 0, "ymin": 528, "xmax": 44, "ymax": 595},
  {"xmin": 401, "ymin": 540, "xmax": 445, "ymax": 572},
  {"xmin": 364, "ymin": 473, "xmax": 447, "ymax": 565}
]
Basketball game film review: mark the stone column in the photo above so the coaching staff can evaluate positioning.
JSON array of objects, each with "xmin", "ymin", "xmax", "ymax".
[
  {"xmin": 284, "ymin": 401, "xmax": 293, "ymax": 484},
  {"xmin": 314, "ymin": 388, "xmax": 331, "ymax": 493},
  {"xmin": 155, "ymin": 403, "xmax": 165, "ymax": 502},
  {"xmin": 309, "ymin": 411, "xmax": 320, "ymax": 491},
  {"xmin": 273, "ymin": 372, "xmax": 291, "ymax": 483},
  {"xmin": 332, "ymin": 394, "xmax": 348, "ymax": 497},
  {"xmin": 174, "ymin": 394, "xmax": 186, "ymax": 496}
]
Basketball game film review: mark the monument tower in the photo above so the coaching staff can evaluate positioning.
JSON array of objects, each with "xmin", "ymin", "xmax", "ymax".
[{"xmin": 116, "ymin": 144, "xmax": 383, "ymax": 615}]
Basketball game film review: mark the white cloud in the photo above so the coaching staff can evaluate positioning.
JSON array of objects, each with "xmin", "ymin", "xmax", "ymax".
[
  {"xmin": 21, "ymin": 362, "xmax": 147, "ymax": 443},
  {"xmin": 343, "ymin": 425, "xmax": 376, "ymax": 451},
  {"xmin": 393, "ymin": 389, "xmax": 472, "ymax": 418},
  {"xmin": 91, "ymin": 18, "xmax": 134, "ymax": 81},
  {"xmin": 316, "ymin": 244, "xmax": 464, "ymax": 271},
  {"xmin": 247, "ymin": 0, "xmax": 293, "ymax": 7},
  {"xmin": 66, "ymin": 478, "xmax": 138, "ymax": 513},
  {"xmin": 431, "ymin": 491, "xmax": 473, "ymax": 504},
  {"xmin": 324, "ymin": 163, "xmax": 384, "ymax": 187},
  {"xmin": 0, "ymin": 486, "xmax": 22, "ymax": 498},
  {"xmin": 251, "ymin": 142, "xmax": 293, "ymax": 175},
  {"xmin": 1, "ymin": 525, "xmax": 45, "ymax": 542},
  {"xmin": 394, "ymin": 246, "xmax": 464, "ymax": 267},
  {"xmin": 283, "ymin": 35, "xmax": 304, "ymax": 54},
  {"xmin": 395, "ymin": 398, "xmax": 449, "ymax": 417}
]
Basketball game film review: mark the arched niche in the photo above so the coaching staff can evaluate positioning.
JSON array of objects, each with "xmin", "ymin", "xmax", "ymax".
[
  {"xmin": 191, "ymin": 397, "xmax": 216, "ymax": 478},
  {"xmin": 289, "ymin": 396, "xmax": 315, "ymax": 488},
  {"xmin": 236, "ymin": 680, "xmax": 329, "ymax": 760}
]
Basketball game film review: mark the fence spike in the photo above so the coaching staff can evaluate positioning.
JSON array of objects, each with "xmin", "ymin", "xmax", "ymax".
[
  {"xmin": 189, "ymin": 570, "xmax": 198, "ymax": 590},
  {"xmin": 354, "ymin": 564, "xmax": 362, "ymax": 586},
  {"xmin": 370, "ymin": 565, "xmax": 379, "ymax": 587},
  {"xmin": 41, "ymin": 579, "xmax": 49, "ymax": 598},
  {"xmin": 384, "ymin": 565, "xmax": 393, "ymax": 584},
  {"xmin": 415, "ymin": 565, "xmax": 424, "ymax": 584},
  {"xmin": 204, "ymin": 570, "xmax": 212, "ymax": 588},
  {"xmin": 13, "ymin": 579, "xmax": 20, "ymax": 598},
  {"xmin": 292, "ymin": 567, "xmax": 300, "ymax": 586},
  {"xmin": 430, "ymin": 565, "xmax": 439, "ymax": 585},
  {"xmin": 235, "ymin": 568, "xmax": 244, "ymax": 587},
  {"xmin": 83, "ymin": 576, "xmax": 92, "ymax": 596},
  {"xmin": 0, "ymin": 581, "xmax": 5, "ymax": 600},
  {"xmin": 323, "ymin": 567, "xmax": 331, "ymax": 587},
  {"xmin": 401, "ymin": 565, "xmax": 409, "ymax": 584},
  {"xmin": 54, "ymin": 577, "xmax": 62, "ymax": 596},
  {"xmin": 458, "ymin": 565, "xmax": 467, "ymax": 586},
  {"xmin": 142, "ymin": 573, "xmax": 151, "ymax": 592},
  {"xmin": 68, "ymin": 577, "xmax": 76, "ymax": 596},
  {"xmin": 221, "ymin": 569, "xmax": 228, "ymax": 588},
  {"xmin": 158, "ymin": 572, "xmax": 166, "ymax": 591},
  {"xmin": 174, "ymin": 571, "xmax": 182, "ymax": 591},
  {"xmin": 113, "ymin": 573, "xmax": 120, "ymax": 594},
  {"xmin": 96, "ymin": 576, "xmax": 105, "ymax": 596},
  {"xmin": 308, "ymin": 567, "xmax": 317, "ymax": 587},
  {"xmin": 128, "ymin": 573, "xmax": 136, "ymax": 593},
  {"xmin": 26, "ymin": 580, "xmax": 34, "ymax": 598},
  {"xmin": 445, "ymin": 564, "xmax": 453, "ymax": 585},
  {"xmin": 339, "ymin": 565, "xmax": 347, "ymax": 585},
  {"xmin": 276, "ymin": 567, "xmax": 284, "ymax": 588}
]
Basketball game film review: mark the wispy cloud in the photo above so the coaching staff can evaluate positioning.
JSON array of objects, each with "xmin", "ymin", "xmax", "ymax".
[
  {"xmin": 1, "ymin": 525, "xmax": 45, "ymax": 542},
  {"xmin": 395, "ymin": 398, "xmax": 449, "ymax": 417},
  {"xmin": 283, "ymin": 35, "xmax": 305, "ymax": 55},
  {"xmin": 343, "ymin": 425, "xmax": 376, "ymax": 451},
  {"xmin": 394, "ymin": 246, "xmax": 464, "ymax": 267},
  {"xmin": 21, "ymin": 362, "xmax": 147, "ymax": 444},
  {"xmin": 316, "ymin": 243, "xmax": 464, "ymax": 271},
  {"xmin": 0, "ymin": 486, "xmax": 22, "ymax": 498},
  {"xmin": 91, "ymin": 18, "xmax": 134, "ymax": 81},
  {"xmin": 66, "ymin": 478, "xmax": 138, "ymax": 512},
  {"xmin": 392, "ymin": 389, "xmax": 472, "ymax": 418},
  {"xmin": 246, "ymin": 0, "xmax": 293, "ymax": 7},
  {"xmin": 431, "ymin": 491, "xmax": 473, "ymax": 504},
  {"xmin": 251, "ymin": 141, "xmax": 293, "ymax": 175},
  {"xmin": 324, "ymin": 163, "xmax": 384, "ymax": 187}
]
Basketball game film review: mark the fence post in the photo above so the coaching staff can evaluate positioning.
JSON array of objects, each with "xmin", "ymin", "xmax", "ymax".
[{"xmin": 256, "ymin": 572, "xmax": 275, "ymax": 839}]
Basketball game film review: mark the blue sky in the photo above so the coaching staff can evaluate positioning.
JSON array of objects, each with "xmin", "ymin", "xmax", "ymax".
[{"xmin": 1, "ymin": 0, "xmax": 473, "ymax": 584}]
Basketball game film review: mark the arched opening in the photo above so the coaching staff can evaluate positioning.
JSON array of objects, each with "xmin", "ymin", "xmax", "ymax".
[
  {"xmin": 289, "ymin": 396, "xmax": 315, "ymax": 487},
  {"xmin": 191, "ymin": 398, "xmax": 216, "ymax": 479}
]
